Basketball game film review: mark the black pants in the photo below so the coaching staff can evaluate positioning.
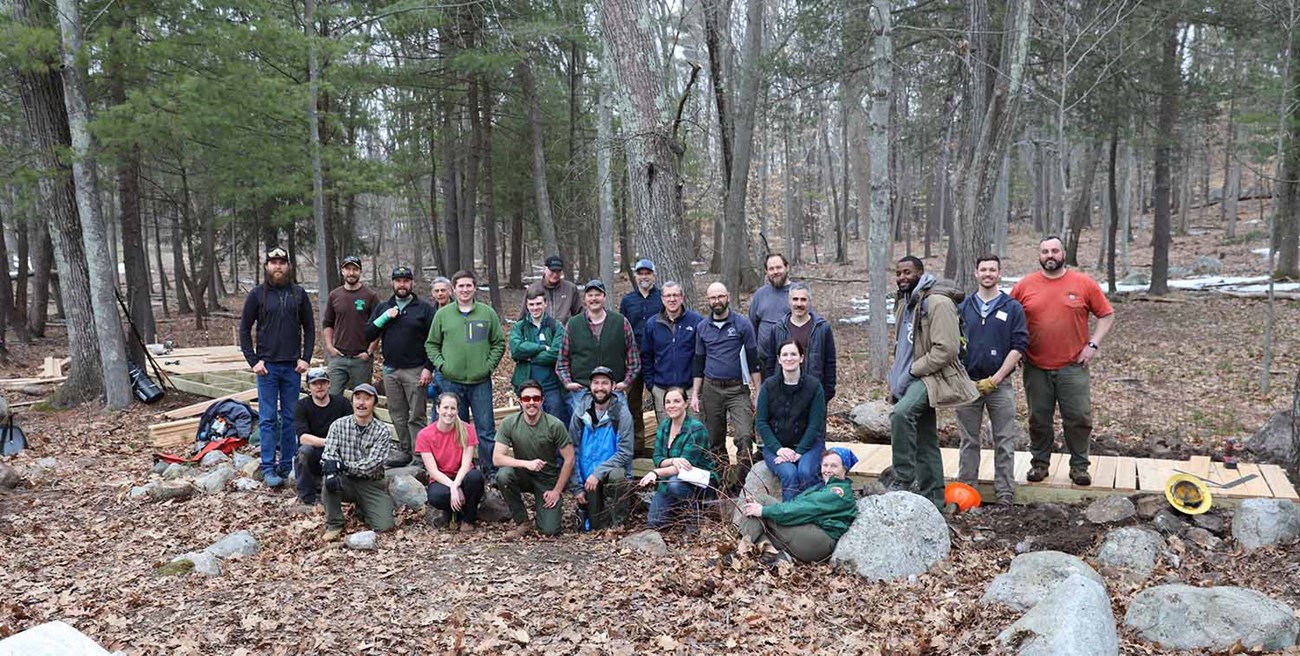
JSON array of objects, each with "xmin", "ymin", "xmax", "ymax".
[
  {"xmin": 295, "ymin": 445, "xmax": 324, "ymax": 503},
  {"xmin": 426, "ymin": 468, "xmax": 485, "ymax": 524}
]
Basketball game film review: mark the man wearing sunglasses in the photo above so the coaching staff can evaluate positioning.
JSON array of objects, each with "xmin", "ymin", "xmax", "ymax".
[{"xmin": 494, "ymin": 381, "xmax": 576, "ymax": 538}]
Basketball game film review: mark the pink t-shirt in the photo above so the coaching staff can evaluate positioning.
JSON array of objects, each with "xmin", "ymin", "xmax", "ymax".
[{"xmin": 415, "ymin": 422, "xmax": 479, "ymax": 479}]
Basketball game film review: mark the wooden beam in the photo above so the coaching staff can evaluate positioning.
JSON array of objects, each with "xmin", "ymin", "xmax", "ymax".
[{"xmin": 162, "ymin": 389, "xmax": 258, "ymax": 420}]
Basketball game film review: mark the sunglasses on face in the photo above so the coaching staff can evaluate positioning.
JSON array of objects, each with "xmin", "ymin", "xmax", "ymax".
[{"xmin": 520, "ymin": 395, "xmax": 543, "ymax": 403}]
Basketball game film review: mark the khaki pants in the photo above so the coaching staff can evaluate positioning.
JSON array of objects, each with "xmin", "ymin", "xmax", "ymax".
[
  {"xmin": 627, "ymin": 375, "xmax": 650, "ymax": 458},
  {"xmin": 328, "ymin": 355, "xmax": 373, "ymax": 397},
  {"xmin": 323, "ymin": 476, "xmax": 394, "ymax": 532},
  {"xmin": 701, "ymin": 381, "xmax": 756, "ymax": 486},
  {"xmin": 739, "ymin": 516, "xmax": 836, "ymax": 563},
  {"xmin": 955, "ymin": 383, "xmax": 1018, "ymax": 502},
  {"xmin": 580, "ymin": 469, "xmax": 628, "ymax": 530},
  {"xmin": 382, "ymin": 367, "xmax": 426, "ymax": 460}
]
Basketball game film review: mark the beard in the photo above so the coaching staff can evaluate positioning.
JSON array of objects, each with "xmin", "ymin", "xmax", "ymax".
[
  {"xmin": 638, "ymin": 279, "xmax": 654, "ymax": 291},
  {"xmin": 591, "ymin": 389, "xmax": 612, "ymax": 405},
  {"xmin": 769, "ymin": 272, "xmax": 788, "ymax": 287},
  {"xmin": 268, "ymin": 269, "xmax": 289, "ymax": 284},
  {"xmin": 710, "ymin": 303, "xmax": 729, "ymax": 318},
  {"xmin": 394, "ymin": 287, "xmax": 411, "ymax": 298},
  {"xmin": 344, "ymin": 274, "xmax": 360, "ymax": 285},
  {"xmin": 1039, "ymin": 257, "xmax": 1062, "ymax": 272}
]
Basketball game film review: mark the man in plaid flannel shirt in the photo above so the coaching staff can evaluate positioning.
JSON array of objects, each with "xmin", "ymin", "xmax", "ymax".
[{"xmin": 321, "ymin": 383, "xmax": 394, "ymax": 541}]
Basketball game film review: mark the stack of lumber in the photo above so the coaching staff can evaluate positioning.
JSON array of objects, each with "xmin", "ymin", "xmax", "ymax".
[
  {"xmin": 155, "ymin": 346, "xmax": 249, "ymax": 375},
  {"xmin": 150, "ymin": 389, "xmax": 257, "ymax": 450}
]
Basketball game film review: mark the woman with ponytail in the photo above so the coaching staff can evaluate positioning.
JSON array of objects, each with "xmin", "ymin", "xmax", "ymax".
[{"xmin": 416, "ymin": 393, "xmax": 484, "ymax": 530}]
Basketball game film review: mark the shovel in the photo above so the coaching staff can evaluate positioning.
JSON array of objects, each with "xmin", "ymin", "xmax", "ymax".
[{"xmin": 1, "ymin": 414, "xmax": 27, "ymax": 456}]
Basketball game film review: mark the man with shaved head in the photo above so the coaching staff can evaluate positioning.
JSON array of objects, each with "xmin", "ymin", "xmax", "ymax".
[{"xmin": 691, "ymin": 282, "xmax": 762, "ymax": 485}]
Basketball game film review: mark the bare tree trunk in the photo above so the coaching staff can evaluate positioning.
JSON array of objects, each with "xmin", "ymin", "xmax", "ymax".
[
  {"xmin": 480, "ymin": 78, "xmax": 502, "ymax": 311},
  {"xmin": 1065, "ymin": 143, "xmax": 1101, "ymax": 267},
  {"xmin": 516, "ymin": 58, "xmax": 561, "ymax": 262},
  {"xmin": 598, "ymin": 0, "xmax": 699, "ymax": 298},
  {"xmin": 866, "ymin": 0, "xmax": 893, "ymax": 381},
  {"xmin": 26, "ymin": 213, "xmax": 50, "ymax": 336},
  {"xmin": 820, "ymin": 108, "xmax": 846, "ymax": 264},
  {"xmin": 597, "ymin": 79, "xmax": 616, "ymax": 288},
  {"xmin": 509, "ymin": 210, "xmax": 524, "ymax": 288},
  {"xmin": 462, "ymin": 77, "xmax": 481, "ymax": 272},
  {"xmin": 1276, "ymin": 22, "xmax": 1300, "ymax": 279},
  {"xmin": 992, "ymin": 151, "xmax": 1010, "ymax": 257},
  {"xmin": 12, "ymin": 200, "xmax": 30, "ymax": 342},
  {"xmin": 784, "ymin": 119, "xmax": 802, "ymax": 263},
  {"xmin": 1107, "ymin": 131, "xmax": 1120, "ymax": 293},
  {"xmin": 1120, "ymin": 136, "xmax": 1133, "ymax": 275},
  {"xmin": 441, "ymin": 96, "xmax": 461, "ymax": 273},
  {"xmin": 1150, "ymin": 13, "xmax": 1179, "ymax": 296},
  {"xmin": 304, "ymin": 0, "xmax": 329, "ymax": 319}
]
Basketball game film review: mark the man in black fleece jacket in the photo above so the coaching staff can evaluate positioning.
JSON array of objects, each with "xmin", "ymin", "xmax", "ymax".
[{"xmin": 363, "ymin": 266, "xmax": 437, "ymax": 466}]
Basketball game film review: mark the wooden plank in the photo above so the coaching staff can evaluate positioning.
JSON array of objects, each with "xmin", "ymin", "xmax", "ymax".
[
  {"xmin": 1134, "ymin": 458, "xmax": 1166, "ymax": 492},
  {"xmin": 162, "ymin": 389, "xmax": 258, "ymax": 420},
  {"xmin": 1013, "ymin": 451, "xmax": 1033, "ymax": 483},
  {"xmin": 940, "ymin": 448, "xmax": 960, "ymax": 479},
  {"xmin": 977, "ymin": 449, "xmax": 996, "ymax": 483},
  {"xmin": 1090, "ymin": 455, "xmax": 1118, "ymax": 490},
  {"xmin": 857, "ymin": 444, "xmax": 894, "ymax": 476},
  {"xmin": 1114, "ymin": 456, "xmax": 1138, "ymax": 491},
  {"xmin": 1183, "ymin": 455, "xmax": 1212, "ymax": 480},
  {"xmin": 1259, "ymin": 465, "xmax": 1300, "ymax": 501},
  {"xmin": 1046, "ymin": 453, "xmax": 1073, "ymax": 488},
  {"xmin": 167, "ymin": 375, "xmax": 246, "ymax": 399},
  {"xmin": 1228, "ymin": 462, "xmax": 1274, "ymax": 499}
]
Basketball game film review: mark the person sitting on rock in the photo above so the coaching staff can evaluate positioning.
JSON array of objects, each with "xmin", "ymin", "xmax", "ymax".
[
  {"xmin": 294, "ymin": 367, "xmax": 352, "ymax": 507},
  {"xmin": 569, "ymin": 367, "xmax": 634, "ymax": 531},
  {"xmin": 494, "ymin": 381, "xmax": 576, "ymax": 538},
  {"xmin": 755, "ymin": 339, "xmax": 827, "ymax": 501},
  {"xmin": 738, "ymin": 448, "xmax": 859, "ymax": 563},
  {"xmin": 639, "ymin": 387, "xmax": 717, "ymax": 528},
  {"xmin": 321, "ymin": 383, "xmax": 394, "ymax": 541},
  {"xmin": 416, "ymin": 393, "xmax": 484, "ymax": 532}
]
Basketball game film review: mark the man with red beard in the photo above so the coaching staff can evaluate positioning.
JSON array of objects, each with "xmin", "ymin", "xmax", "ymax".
[{"xmin": 239, "ymin": 247, "xmax": 315, "ymax": 488}]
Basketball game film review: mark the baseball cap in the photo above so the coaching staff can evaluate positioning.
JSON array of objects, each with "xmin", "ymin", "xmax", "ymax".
[
  {"xmin": 545, "ymin": 255, "xmax": 564, "ymax": 271},
  {"xmin": 590, "ymin": 366, "xmax": 615, "ymax": 381},
  {"xmin": 265, "ymin": 246, "xmax": 289, "ymax": 263},
  {"xmin": 634, "ymin": 259, "xmax": 656, "ymax": 273},
  {"xmin": 584, "ymin": 279, "xmax": 607, "ymax": 294},
  {"xmin": 391, "ymin": 266, "xmax": 414, "ymax": 280},
  {"xmin": 352, "ymin": 383, "xmax": 379, "ymax": 398},
  {"xmin": 306, "ymin": 367, "xmax": 330, "ymax": 384},
  {"xmin": 342, "ymin": 255, "xmax": 362, "ymax": 269}
]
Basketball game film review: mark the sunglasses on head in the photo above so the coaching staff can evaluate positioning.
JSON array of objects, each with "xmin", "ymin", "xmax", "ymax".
[{"xmin": 520, "ymin": 394, "xmax": 543, "ymax": 403}]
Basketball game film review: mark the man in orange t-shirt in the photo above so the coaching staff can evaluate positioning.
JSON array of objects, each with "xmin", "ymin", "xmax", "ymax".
[{"xmin": 1010, "ymin": 236, "xmax": 1115, "ymax": 486}]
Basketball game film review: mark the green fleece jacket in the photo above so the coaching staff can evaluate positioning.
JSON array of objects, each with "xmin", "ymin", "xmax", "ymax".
[
  {"xmin": 425, "ymin": 301, "xmax": 506, "ymax": 384},
  {"xmin": 762, "ymin": 477, "xmax": 857, "ymax": 540}
]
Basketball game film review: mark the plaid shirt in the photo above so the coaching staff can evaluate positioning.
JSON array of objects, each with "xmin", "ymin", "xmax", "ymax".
[
  {"xmin": 322, "ymin": 416, "xmax": 392, "ymax": 479},
  {"xmin": 556, "ymin": 311, "xmax": 641, "ymax": 388},
  {"xmin": 651, "ymin": 415, "xmax": 717, "ymax": 491}
]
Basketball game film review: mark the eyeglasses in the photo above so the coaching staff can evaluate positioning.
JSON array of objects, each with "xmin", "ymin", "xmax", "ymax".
[{"xmin": 519, "ymin": 395, "xmax": 543, "ymax": 403}]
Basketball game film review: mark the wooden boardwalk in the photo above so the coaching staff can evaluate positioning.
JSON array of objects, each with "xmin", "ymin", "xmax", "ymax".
[{"xmin": 827, "ymin": 442, "xmax": 1300, "ymax": 504}]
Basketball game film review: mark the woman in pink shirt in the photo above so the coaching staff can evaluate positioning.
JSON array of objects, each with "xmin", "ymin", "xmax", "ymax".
[{"xmin": 416, "ymin": 393, "xmax": 483, "ymax": 530}]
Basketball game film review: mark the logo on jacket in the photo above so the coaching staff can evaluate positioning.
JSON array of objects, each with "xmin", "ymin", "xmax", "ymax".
[{"xmin": 726, "ymin": 327, "xmax": 737, "ymax": 337}]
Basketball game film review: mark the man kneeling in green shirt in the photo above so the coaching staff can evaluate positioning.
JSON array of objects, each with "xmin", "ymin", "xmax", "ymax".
[
  {"xmin": 739, "ymin": 448, "xmax": 858, "ymax": 563},
  {"xmin": 494, "ymin": 380, "xmax": 576, "ymax": 538}
]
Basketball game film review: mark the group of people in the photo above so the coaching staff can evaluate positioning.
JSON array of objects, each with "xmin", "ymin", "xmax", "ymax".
[{"xmin": 237, "ymin": 235, "xmax": 1112, "ymax": 562}]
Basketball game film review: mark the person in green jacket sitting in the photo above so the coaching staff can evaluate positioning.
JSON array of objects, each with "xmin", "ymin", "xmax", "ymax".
[
  {"xmin": 639, "ymin": 387, "xmax": 717, "ymax": 528},
  {"xmin": 510, "ymin": 288, "xmax": 570, "ymax": 427},
  {"xmin": 739, "ymin": 447, "xmax": 859, "ymax": 563}
]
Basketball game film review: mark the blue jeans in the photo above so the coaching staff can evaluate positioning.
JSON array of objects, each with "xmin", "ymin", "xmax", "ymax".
[
  {"xmin": 648, "ymin": 478, "xmax": 711, "ymax": 528},
  {"xmin": 257, "ymin": 361, "xmax": 300, "ymax": 476},
  {"xmin": 543, "ymin": 387, "xmax": 571, "ymax": 429},
  {"xmin": 762, "ymin": 441, "xmax": 825, "ymax": 501},
  {"xmin": 443, "ymin": 379, "xmax": 497, "ymax": 477}
]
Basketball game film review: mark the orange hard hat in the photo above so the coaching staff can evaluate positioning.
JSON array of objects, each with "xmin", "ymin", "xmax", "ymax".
[{"xmin": 944, "ymin": 482, "xmax": 982, "ymax": 512}]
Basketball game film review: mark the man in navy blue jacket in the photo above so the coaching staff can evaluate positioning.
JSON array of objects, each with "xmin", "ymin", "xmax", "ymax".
[
  {"xmin": 619, "ymin": 259, "xmax": 663, "ymax": 458},
  {"xmin": 955, "ymin": 254, "xmax": 1028, "ymax": 505},
  {"xmin": 639, "ymin": 281, "xmax": 703, "ymax": 421},
  {"xmin": 239, "ymin": 247, "xmax": 315, "ymax": 488}
]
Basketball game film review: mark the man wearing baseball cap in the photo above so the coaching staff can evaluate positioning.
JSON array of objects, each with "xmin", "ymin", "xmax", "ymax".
[
  {"xmin": 239, "ymin": 246, "xmax": 315, "ymax": 488},
  {"xmin": 363, "ymin": 265, "xmax": 437, "ymax": 467},
  {"xmin": 293, "ymin": 367, "xmax": 352, "ymax": 506},
  {"xmin": 520, "ymin": 254, "xmax": 583, "ymax": 323},
  {"xmin": 320, "ymin": 383, "xmax": 394, "ymax": 540},
  {"xmin": 619, "ymin": 259, "xmax": 663, "ymax": 458},
  {"xmin": 568, "ymin": 366, "xmax": 634, "ymax": 530},
  {"xmin": 556, "ymin": 279, "xmax": 640, "ymax": 424},
  {"xmin": 322, "ymin": 255, "xmax": 380, "ymax": 396}
]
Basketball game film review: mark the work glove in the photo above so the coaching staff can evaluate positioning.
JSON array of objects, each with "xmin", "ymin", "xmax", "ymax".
[
  {"xmin": 322, "ymin": 459, "xmax": 343, "ymax": 493},
  {"xmin": 976, "ymin": 377, "xmax": 998, "ymax": 396}
]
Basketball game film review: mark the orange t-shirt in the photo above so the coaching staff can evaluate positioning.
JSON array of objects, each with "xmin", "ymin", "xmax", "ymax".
[{"xmin": 1010, "ymin": 270, "xmax": 1114, "ymax": 370}]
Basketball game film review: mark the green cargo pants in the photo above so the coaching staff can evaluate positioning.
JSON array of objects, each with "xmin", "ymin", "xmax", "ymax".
[
  {"xmin": 890, "ymin": 380, "xmax": 943, "ymax": 509},
  {"xmin": 1023, "ymin": 363, "xmax": 1092, "ymax": 470},
  {"xmin": 580, "ymin": 469, "xmax": 628, "ymax": 530},
  {"xmin": 323, "ymin": 475, "xmax": 395, "ymax": 532},
  {"xmin": 327, "ymin": 355, "xmax": 374, "ymax": 397},
  {"xmin": 496, "ymin": 466, "xmax": 564, "ymax": 535},
  {"xmin": 739, "ymin": 516, "xmax": 837, "ymax": 563}
]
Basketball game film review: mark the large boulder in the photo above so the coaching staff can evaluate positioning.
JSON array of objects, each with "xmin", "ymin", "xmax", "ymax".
[
  {"xmin": 205, "ymin": 530, "xmax": 259, "ymax": 559},
  {"xmin": 1095, "ymin": 527, "xmax": 1164, "ymax": 579},
  {"xmin": 1232, "ymin": 498, "xmax": 1300, "ymax": 551},
  {"xmin": 1247, "ymin": 410, "xmax": 1297, "ymax": 465},
  {"xmin": 1085, "ymin": 496, "xmax": 1135, "ymax": 524},
  {"xmin": 198, "ymin": 450, "xmax": 230, "ymax": 468},
  {"xmin": 0, "ymin": 621, "xmax": 113, "ymax": 656},
  {"xmin": 1190, "ymin": 255, "xmax": 1223, "ymax": 276},
  {"xmin": 848, "ymin": 401, "xmax": 892, "ymax": 442},
  {"xmin": 168, "ymin": 551, "xmax": 222, "ymax": 577},
  {"xmin": 982, "ymin": 551, "xmax": 1104, "ymax": 612},
  {"xmin": 478, "ymin": 488, "xmax": 513, "ymax": 524},
  {"xmin": 830, "ymin": 491, "xmax": 950, "ymax": 581},
  {"xmin": 1124, "ymin": 585, "xmax": 1300, "ymax": 651},
  {"xmin": 193, "ymin": 463, "xmax": 236, "ymax": 495},
  {"xmin": 387, "ymin": 474, "xmax": 427, "ymax": 511},
  {"xmin": 146, "ymin": 480, "xmax": 196, "ymax": 502},
  {"xmin": 997, "ymin": 573, "xmax": 1118, "ymax": 656},
  {"xmin": 619, "ymin": 529, "xmax": 669, "ymax": 556},
  {"xmin": 730, "ymin": 461, "xmax": 782, "ymax": 527},
  {"xmin": 345, "ymin": 531, "xmax": 378, "ymax": 550},
  {"xmin": 1132, "ymin": 494, "xmax": 1165, "ymax": 520}
]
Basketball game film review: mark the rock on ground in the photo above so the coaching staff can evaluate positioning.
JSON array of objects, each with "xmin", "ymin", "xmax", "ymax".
[
  {"xmin": 232, "ymin": 453, "xmax": 255, "ymax": 470},
  {"xmin": 387, "ymin": 474, "xmax": 427, "ymax": 511},
  {"xmin": 205, "ymin": 530, "xmax": 259, "ymax": 558},
  {"xmin": 1152, "ymin": 509, "xmax": 1190, "ymax": 536},
  {"xmin": 619, "ymin": 530, "xmax": 669, "ymax": 556},
  {"xmin": 231, "ymin": 478, "xmax": 262, "ymax": 492},
  {"xmin": 1185, "ymin": 527, "xmax": 1223, "ymax": 550},
  {"xmin": 198, "ymin": 450, "xmax": 230, "ymax": 468},
  {"xmin": 982, "ymin": 551, "xmax": 1104, "ymax": 612},
  {"xmin": 1190, "ymin": 255, "xmax": 1223, "ymax": 275},
  {"xmin": 345, "ymin": 531, "xmax": 378, "ymax": 550},
  {"xmin": 848, "ymin": 401, "xmax": 892, "ymax": 442},
  {"xmin": 239, "ymin": 460, "xmax": 261, "ymax": 478},
  {"xmin": 193, "ymin": 463, "xmax": 236, "ymax": 494},
  {"xmin": 1247, "ymin": 409, "xmax": 1297, "ymax": 465},
  {"xmin": 150, "ymin": 460, "xmax": 170, "ymax": 475},
  {"xmin": 146, "ymin": 481, "xmax": 195, "ymax": 502},
  {"xmin": 1232, "ymin": 498, "xmax": 1300, "ymax": 551},
  {"xmin": 127, "ymin": 482, "xmax": 156, "ymax": 501},
  {"xmin": 830, "ymin": 491, "xmax": 950, "ymax": 582},
  {"xmin": 161, "ymin": 463, "xmax": 194, "ymax": 480},
  {"xmin": 1132, "ymin": 494, "xmax": 1166, "ymax": 520},
  {"xmin": 997, "ymin": 573, "xmax": 1118, "ymax": 656},
  {"xmin": 0, "ymin": 462, "xmax": 21, "ymax": 490},
  {"xmin": 1124, "ymin": 585, "xmax": 1300, "ymax": 651},
  {"xmin": 384, "ymin": 465, "xmax": 427, "ymax": 483},
  {"xmin": 169, "ymin": 551, "xmax": 222, "ymax": 577},
  {"xmin": 1085, "ymin": 496, "xmax": 1135, "ymax": 524},
  {"xmin": 731, "ymin": 461, "xmax": 782, "ymax": 527},
  {"xmin": 478, "ymin": 489, "xmax": 513, "ymax": 524},
  {"xmin": 1095, "ymin": 527, "xmax": 1165, "ymax": 579},
  {"xmin": 1191, "ymin": 511, "xmax": 1225, "ymax": 535},
  {"xmin": 0, "ymin": 620, "xmax": 114, "ymax": 656}
]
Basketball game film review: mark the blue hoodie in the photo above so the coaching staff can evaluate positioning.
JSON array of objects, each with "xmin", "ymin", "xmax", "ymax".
[{"xmin": 957, "ymin": 291, "xmax": 1028, "ymax": 380}]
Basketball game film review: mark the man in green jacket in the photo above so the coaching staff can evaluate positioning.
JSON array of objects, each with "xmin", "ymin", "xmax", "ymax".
[
  {"xmin": 510, "ymin": 288, "xmax": 570, "ymax": 426},
  {"xmin": 739, "ymin": 449, "xmax": 858, "ymax": 563},
  {"xmin": 426, "ymin": 269, "xmax": 507, "ymax": 478}
]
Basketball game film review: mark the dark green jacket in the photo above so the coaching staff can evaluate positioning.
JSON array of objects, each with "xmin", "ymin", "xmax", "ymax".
[
  {"xmin": 510, "ymin": 315, "xmax": 565, "ymax": 392},
  {"xmin": 651, "ymin": 415, "xmax": 717, "ymax": 492},
  {"xmin": 762, "ymin": 477, "xmax": 857, "ymax": 540}
]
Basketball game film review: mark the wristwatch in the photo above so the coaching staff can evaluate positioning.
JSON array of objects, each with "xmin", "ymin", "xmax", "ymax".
[{"xmin": 1087, "ymin": 341, "xmax": 1100, "ymax": 350}]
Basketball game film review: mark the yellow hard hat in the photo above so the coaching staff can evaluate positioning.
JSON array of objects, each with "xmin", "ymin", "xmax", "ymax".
[{"xmin": 1164, "ymin": 474, "xmax": 1213, "ymax": 515}]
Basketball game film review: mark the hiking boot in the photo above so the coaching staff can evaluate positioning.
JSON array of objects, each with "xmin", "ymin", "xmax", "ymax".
[
  {"xmin": 458, "ymin": 521, "xmax": 477, "ymax": 533},
  {"xmin": 995, "ymin": 495, "xmax": 1015, "ymax": 507},
  {"xmin": 1026, "ymin": 463, "xmax": 1050, "ymax": 483},
  {"xmin": 759, "ymin": 550, "xmax": 793, "ymax": 569},
  {"xmin": 264, "ymin": 471, "xmax": 285, "ymax": 488},
  {"xmin": 1070, "ymin": 467, "xmax": 1092, "ymax": 486},
  {"xmin": 506, "ymin": 522, "xmax": 534, "ymax": 539},
  {"xmin": 322, "ymin": 527, "xmax": 344, "ymax": 542}
]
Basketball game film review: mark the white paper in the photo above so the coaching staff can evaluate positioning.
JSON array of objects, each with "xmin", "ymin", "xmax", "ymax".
[{"xmin": 676, "ymin": 466, "xmax": 711, "ymax": 488}]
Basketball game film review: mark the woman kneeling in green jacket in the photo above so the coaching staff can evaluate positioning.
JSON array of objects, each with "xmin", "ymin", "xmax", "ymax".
[{"xmin": 739, "ymin": 447, "xmax": 859, "ymax": 562}]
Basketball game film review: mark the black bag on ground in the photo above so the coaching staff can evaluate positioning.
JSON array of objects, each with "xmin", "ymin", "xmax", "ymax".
[{"xmin": 128, "ymin": 361, "xmax": 164, "ymax": 404}]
